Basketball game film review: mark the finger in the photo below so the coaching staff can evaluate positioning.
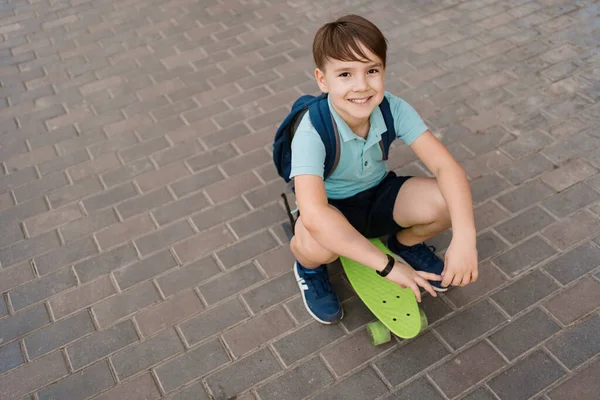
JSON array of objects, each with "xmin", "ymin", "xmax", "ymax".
[
  {"xmin": 441, "ymin": 272, "xmax": 454, "ymax": 288},
  {"xmin": 451, "ymin": 274, "xmax": 463, "ymax": 287},
  {"xmin": 417, "ymin": 276, "xmax": 437, "ymax": 298},
  {"xmin": 460, "ymin": 274, "xmax": 471, "ymax": 286},
  {"xmin": 417, "ymin": 271, "xmax": 442, "ymax": 281},
  {"xmin": 410, "ymin": 283, "xmax": 422, "ymax": 303},
  {"xmin": 471, "ymin": 269, "xmax": 479, "ymax": 283}
]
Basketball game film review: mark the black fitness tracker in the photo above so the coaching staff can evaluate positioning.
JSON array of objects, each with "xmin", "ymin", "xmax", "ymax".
[{"xmin": 377, "ymin": 254, "xmax": 395, "ymax": 277}]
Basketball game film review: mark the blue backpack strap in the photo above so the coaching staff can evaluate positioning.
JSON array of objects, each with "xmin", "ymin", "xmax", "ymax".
[
  {"xmin": 308, "ymin": 96, "xmax": 340, "ymax": 180},
  {"xmin": 378, "ymin": 97, "xmax": 396, "ymax": 160}
]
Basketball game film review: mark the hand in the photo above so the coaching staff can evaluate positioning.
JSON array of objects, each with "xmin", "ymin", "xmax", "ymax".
[
  {"xmin": 385, "ymin": 262, "xmax": 442, "ymax": 302},
  {"xmin": 441, "ymin": 238, "xmax": 478, "ymax": 288}
]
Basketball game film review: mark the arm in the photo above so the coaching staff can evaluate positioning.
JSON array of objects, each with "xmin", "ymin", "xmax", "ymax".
[
  {"xmin": 409, "ymin": 131, "xmax": 478, "ymax": 286},
  {"xmin": 295, "ymin": 174, "xmax": 440, "ymax": 301}
]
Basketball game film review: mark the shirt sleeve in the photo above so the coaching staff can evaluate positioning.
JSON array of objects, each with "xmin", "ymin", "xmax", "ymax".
[
  {"xmin": 385, "ymin": 92, "xmax": 428, "ymax": 145},
  {"xmin": 289, "ymin": 113, "xmax": 326, "ymax": 179}
]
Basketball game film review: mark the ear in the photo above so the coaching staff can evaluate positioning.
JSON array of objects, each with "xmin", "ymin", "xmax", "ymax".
[{"xmin": 314, "ymin": 68, "xmax": 329, "ymax": 93}]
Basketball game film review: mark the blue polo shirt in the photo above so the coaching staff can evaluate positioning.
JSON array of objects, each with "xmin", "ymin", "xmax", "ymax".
[{"xmin": 290, "ymin": 91, "xmax": 428, "ymax": 199}]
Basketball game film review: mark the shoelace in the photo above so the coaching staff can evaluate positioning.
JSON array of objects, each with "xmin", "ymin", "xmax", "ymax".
[{"xmin": 304, "ymin": 270, "xmax": 333, "ymax": 299}]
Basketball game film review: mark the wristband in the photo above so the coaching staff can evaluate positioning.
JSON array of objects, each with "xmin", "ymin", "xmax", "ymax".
[{"xmin": 377, "ymin": 254, "xmax": 395, "ymax": 277}]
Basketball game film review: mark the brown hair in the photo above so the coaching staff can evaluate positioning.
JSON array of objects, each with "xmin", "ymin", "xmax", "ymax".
[{"xmin": 312, "ymin": 14, "xmax": 388, "ymax": 70}]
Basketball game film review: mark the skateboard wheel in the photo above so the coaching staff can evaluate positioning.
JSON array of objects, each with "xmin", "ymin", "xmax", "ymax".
[
  {"xmin": 367, "ymin": 321, "xmax": 391, "ymax": 345},
  {"xmin": 419, "ymin": 309, "xmax": 428, "ymax": 331}
]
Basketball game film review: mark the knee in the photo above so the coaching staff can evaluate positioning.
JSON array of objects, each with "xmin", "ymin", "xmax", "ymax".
[
  {"xmin": 433, "ymin": 187, "xmax": 451, "ymax": 227},
  {"xmin": 291, "ymin": 218, "xmax": 338, "ymax": 265}
]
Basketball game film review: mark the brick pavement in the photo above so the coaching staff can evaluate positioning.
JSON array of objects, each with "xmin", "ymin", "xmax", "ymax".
[{"xmin": 0, "ymin": 0, "xmax": 599, "ymax": 399}]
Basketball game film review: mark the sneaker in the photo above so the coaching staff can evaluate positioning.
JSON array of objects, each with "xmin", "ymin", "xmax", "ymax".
[
  {"xmin": 388, "ymin": 235, "xmax": 448, "ymax": 292},
  {"xmin": 294, "ymin": 262, "xmax": 343, "ymax": 324}
]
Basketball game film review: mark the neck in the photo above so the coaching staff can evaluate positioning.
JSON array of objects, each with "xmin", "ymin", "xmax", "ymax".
[{"xmin": 331, "ymin": 104, "xmax": 370, "ymax": 138}]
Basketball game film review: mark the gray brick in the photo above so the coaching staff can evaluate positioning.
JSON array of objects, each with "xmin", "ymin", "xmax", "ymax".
[
  {"xmin": 0, "ymin": 197, "xmax": 47, "ymax": 226},
  {"xmin": 547, "ymin": 357, "xmax": 600, "ymax": 400},
  {"xmin": 192, "ymin": 197, "xmax": 249, "ymax": 231},
  {"xmin": 272, "ymin": 321, "xmax": 345, "ymax": 366},
  {"xmin": 152, "ymin": 191, "xmax": 210, "ymax": 226},
  {"xmin": 493, "ymin": 236, "xmax": 557, "ymax": 277},
  {"xmin": 0, "ymin": 166, "xmax": 38, "ymax": 191},
  {"xmin": 47, "ymin": 176, "xmax": 103, "ymax": 208},
  {"xmin": 75, "ymin": 244, "xmax": 138, "ymax": 283},
  {"xmin": 157, "ymin": 256, "xmax": 221, "ymax": 296},
  {"xmin": 488, "ymin": 350, "xmax": 565, "ymax": 400},
  {"xmin": 82, "ymin": 182, "xmax": 138, "ymax": 213},
  {"xmin": 120, "ymin": 137, "xmax": 170, "ymax": 163},
  {"xmin": 543, "ymin": 133, "xmax": 600, "ymax": 164},
  {"xmin": 49, "ymin": 275, "xmax": 116, "ymax": 319},
  {"xmin": 152, "ymin": 140, "xmax": 204, "ymax": 167},
  {"xmin": 0, "ymin": 303, "xmax": 50, "ymax": 343},
  {"xmin": 491, "ymin": 270, "xmax": 560, "ymax": 316},
  {"xmin": 67, "ymin": 320, "xmax": 139, "ymax": 370},
  {"xmin": 13, "ymin": 172, "xmax": 68, "ymax": 203},
  {"xmin": 88, "ymin": 132, "xmax": 139, "ymax": 158},
  {"xmin": 489, "ymin": 308, "xmax": 561, "ymax": 360},
  {"xmin": 500, "ymin": 153, "xmax": 555, "ymax": 185},
  {"xmin": 436, "ymin": 299, "xmax": 506, "ymax": 349},
  {"xmin": 375, "ymin": 331, "xmax": 449, "ymax": 386},
  {"xmin": 9, "ymin": 268, "xmax": 77, "ymax": 311},
  {"xmin": 180, "ymin": 293, "xmax": 249, "ymax": 342},
  {"xmin": 500, "ymin": 130, "xmax": 554, "ymax": 159},
  {"xmin": 170, "ymin": 382, "xmax": 211, "ymax": 400},
  {"xmin": 39, "ymin": 150, "xmax": 90, "ymax": 176},
  {"xmin": 134, "ymin": 220, "xmax": 195, "ymax": 256},
  {"xmin": 117, "ymin": 187, "xmax": 173, "ymax": 219},
  {"xmin": 186, "ymin": 144, "xmax": 238, "ymax": 172},
  {"xmin": 229, "ymin": 204, "xmax": 286, "ymax": 238},
  {"xmin": 430, "ymin": 341, "xmax": 506, "ymax": 398},
  {"xmin": 0, "ymin": 224, "xmax": 25, "ymax": 249},
  {"xmin": 206, "ymin": 348, "xmax": 283, "ymax": 400},
  {"xmin": 542, "ymin": 183, "xmax": 600, "ymax": 218},
  {"xmin": 25, "ymin": 310, "xmax": 95, "ymax": 360},
  {"xmin": 0, "ymin": 341, "xmax": 24, "ymax": 375},
  {"xmin": 34, "ymin": 237, "xmax": 98, "ymax": 275},
  {"xmin": 542, "ymin": 159, "xmax": 598, "ymax": 192},
  {"xmin": 242, "ymin": 271, "xmax": 298, "ymax": 314},
  {"xmin": 460, "ymin": 387, "xmax": 497, "ymax": 400},
  {"xmin": 444, "ymin": 262, "xmax": 507, "ymax": 308},
  {"xmin": 495, "ymin": 206, "xmax": 555, "ymax": 243},
  {"xmin": 383, "ymin": 377, "xmax": 445, "ymax": 400},
  {"xmin": 496, "ymin": 180, "xmax": 555, "ymax": 212},
  {"xmin": 257, "ymin": 357, "xmax": 333, "ymax": 400},
  {"xmin": 470, "ymin": 174, "xmax": 512, "ymax": 204},
  {"xmin": 542, "ymin": 210, "xmax": 600, "ymax": 250},
  {"xmin": 170, "ymin": 167, "xmax": 224, "ymax": 198},
  {"xmin": 111, "ymin": 328, "xmax": 184, "ymax": 380},
  {"xmin": 477, "ymin": 230, "xmax": 509, "ymax": 260},
  {"xmin": 113, "ymin": 250, "xmax": 178, "ymax": 290},
  {"xmin": 37, "ymin": 360, "xmax": 115, "ymax": 400},
  {"xmin": 199, "ymin": 263, "xmax": 264, "ymax": 305},
  {"xmin": 155, "ymin": 338, "xmax": 229, "ymax": 393},
  {"xmin": 0, "ymin": 231, "xmax": 60, "ymax": 268},
  {"xmin": 92, "ymin": 280, "xmax": 161, "ymax": 328},
  {"xmin": 217, "ymin": 231, "xmax": 278, "ymax": 268},
  {"xmin": 135, "ymin": 289, "xmax": 204, "ymax": 337},
  {"xmin": 101, "ymin": 157, "xmax": 155, "ymax": 187},
  {"xmin": 543, "ymin": 242, "xmax": 600, "ymax": 285},
  {"xmin": 544, "ymin": 278, "xmax": 600, "ymax": 326},
  {"xmin": 60, "ymin": 208, "xmax": 119, "ymax": 242}
]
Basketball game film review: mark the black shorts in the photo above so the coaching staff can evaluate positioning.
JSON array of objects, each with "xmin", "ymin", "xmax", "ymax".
[{"xmin": 328, "ymin": 171, "xmax": 412, "ymax": 238}]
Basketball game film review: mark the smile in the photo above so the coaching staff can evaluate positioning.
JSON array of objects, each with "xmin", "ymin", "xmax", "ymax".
[{"xmin": 348, "ymin": 96, "xmax": 372, "ymax": 104}]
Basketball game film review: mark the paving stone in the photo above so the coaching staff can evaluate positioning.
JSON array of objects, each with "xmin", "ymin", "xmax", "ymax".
[
  {"xmin": 199, "ymin": 263, "xmax": 264, "ymax": 305},
  {"xmin": 116, "ymin": 187, "xmax": 174, "ymax": 219},
  {"xmin": 49, "ymin": 275, "xmax": 116, "ymax": 319},
  {"xmin": 542, "ymin": 210, "xmax": 600, "ymax": 250},
  {"xmin": 191, "ymin": 198, "xmax": 250, "ymax": 231},
  {"xmin": 544, "ymin": 278, "xmax": 600, "ymax": 326},
  {"xmin": 460, "ymin": 387, "xmax": 497, "ymax": 400},
  {"xmin": 179, "ymin": 297, "xmax": 249, "ymax": 345},
  {"xmin": 542, "ymin": 183, "xmax": 600, "ymax": 218},
  {"xmin": 493, "ymin": 235, "xmax": 557, "ymax": 277},
  {"xmin": 543, "ymin": 242, "xmax": 600, "ymax": 285},
  {"xmin": 242, "ymin": 271, "xmax": 298, "ymax": 314},
  {"xmin": 47, "ymin": 176, "xmax": 104, "ymax": 208},
  {"xmin": 111, "ymin": 328, "xmax": 184, "ymax": 380},
  {"xmin": 82, "ymin": 182, "xmax": 138, "ymax": 213},
  {"xmin": 66, "ymin": 320, "xmax": 139, "ymax": 370},
  {"xmin": 93, "ymin": 372, "xmax": 161, "ymax": 400},
  {"xmin": 60, "ymin": 208, "xmax": 119, "ymax": 243},
  {"xmin": 205, "ymin": 348, "xmax": 283, "ymax": 400},
  {"xmin": 312, "ymin": 367, "xmax": 388, "ymax": 400},
  {"xmin": 375, "ymin": 331, "xmax": 449, "ymax": 386},
  {"xmin": 491, "ymin": 270, "xmax": 560, "ymax": 316},
  {"xmin": 170, "ymin": 382, "xmax": 211, "ymax": 400},
  {"xmin": 0, "ymin": 341, "xmax": 25, "ymax": 375},
  {"xmin": 477, "ymin": 230, "xmax": 509, "ymax": 260},
  {"xmin": 37, "ymin": 360, "xmax": 115, "ymax": 400},
  {"xmin": 445, "ymin": 261, "xmax": 507, "ymax": 307},
  {"xmin": 173, "ymin": 225, "xmax": 236, "ymax": 264},
  {"xmin": 495, "ymin": 206, "xmax": 555, "ymax": 243},
  {"xmin": 470, "ymin": 174, "xmax": 512, "ymax": 204},
  {"xmin": 113, "ymin": 249, "xmax": 178, "ymax": 290},
  {"xmin": 75, "ymin": 244, "xmax": 138, "ymax": 283},
  {"xmin": 0, "ymin": 230, "xmax": 61, "ymax": 269},
  {"xmin": 135, "ymin": 289, "xmax": 204, "ymax": 337},
  {"xmin": 496, "ymin": 180, "xmax": 555, "ymax": 213},
  {"xmin": 0, "ymin": 261, "xmax": 35, "ymax": 293},
  {"xmin": 499, "ymin": 153, "xmax": 556, "ymax": 185},
  {"xmin": 134, "ymin": 220, "xmax": 195, "ymax": 257},
  {"xmin": 152, "ymin": 191, "xmax": 210, "ymax": 226},
  {"xmin": 92, "ymin": 280, "xmax": 161, "ymax": 328},
  {"xmin": 9, "ymin": 267, "xmax": 77, "ymax": 311},
  {"xmin": 0, "ymin": 351, "xmax": 68, "ymax": 400},
  {"xmin": 169, "ymin": 167, "xmax": 224, "ymax": 198},
  {"xmin": 542, "ymin": 159, "xmax": 598, "ymax": 192},
  {"xmin": 229, "ymin": 203, "xmax": 287, "ymax": 238},
  {"xmin": 216, "ymin": 231, "xmax": 279, "ymax": 268},
  {"xmin": 256, "ymin": 245, "xmax": 295, "ymax": 278},
  {"xmin": 430, "ymin": 341, "xmax": 506, "ymax": 398},
  {"xmin": 272, "ymin": 321, "xmax": 345, "ymax": 366},
  {"xmin": 547, "ymin": 357, "xmax": 600, "ymax": 400},
  {"xmin": 155, "ymin": 338, "xmax": 229, "ymax": 393}
]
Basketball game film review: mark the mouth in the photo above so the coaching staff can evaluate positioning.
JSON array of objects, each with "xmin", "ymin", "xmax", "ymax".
[{"xmin": 348, "ymin": 96, "xmax": 373, "ymax": 105}]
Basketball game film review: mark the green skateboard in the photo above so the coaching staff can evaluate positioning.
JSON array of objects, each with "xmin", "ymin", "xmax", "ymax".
[{"xmin": 340, "ymin": 238, "xmax": 428, "ymax": 345}]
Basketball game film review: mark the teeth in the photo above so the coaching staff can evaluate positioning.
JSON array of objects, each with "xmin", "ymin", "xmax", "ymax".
[{"xmin": 350, "ymin": 98, "xmax": 368, "ymax": 104}]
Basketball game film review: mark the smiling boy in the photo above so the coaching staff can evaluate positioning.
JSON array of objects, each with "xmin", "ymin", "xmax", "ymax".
[{"xmin": 287, "ymin": 14, "xmax": 478, "ymax": 324}]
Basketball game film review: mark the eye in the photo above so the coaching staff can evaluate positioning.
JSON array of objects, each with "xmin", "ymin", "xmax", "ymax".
[
  {"xmin": 368, "ymin": 69, "xmax": 379, "ymax": 74},
  {"xmin": 338, "ymin": 72, "xmax": 350, "ymax": 78}
]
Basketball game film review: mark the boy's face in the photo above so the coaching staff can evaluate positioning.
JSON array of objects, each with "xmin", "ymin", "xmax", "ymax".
[{"xmin": 314, "ymin": 42, "xmax": 385, "ymax": 131}]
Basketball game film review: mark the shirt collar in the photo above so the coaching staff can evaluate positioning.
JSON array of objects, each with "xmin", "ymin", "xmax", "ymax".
[{"xmin": 327, "ymin": 95, "xmax": 386, "ymax": 146}]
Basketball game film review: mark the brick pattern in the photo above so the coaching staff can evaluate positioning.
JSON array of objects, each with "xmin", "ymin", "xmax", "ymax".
[{"xmin": 0, "ymin": 0, "xmax": 599, "ymax": 399}]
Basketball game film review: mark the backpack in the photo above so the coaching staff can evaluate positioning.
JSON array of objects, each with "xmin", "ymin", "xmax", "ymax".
[
  {"xmin": 272, "ymin": 93, "xmax": 397, "ymax": 235},
  {"xmin": 272, "ymin": 93, "xmax": 397, "ymax": 183}
]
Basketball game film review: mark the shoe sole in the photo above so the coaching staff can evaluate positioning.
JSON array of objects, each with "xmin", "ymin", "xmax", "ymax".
[
  {"xmin": 293, "ymin": 263, "xmax": 343, "ymax": 324},
  {"xmin": 388, "ymin": 250, "xmax": 449, "ymax": 293}
]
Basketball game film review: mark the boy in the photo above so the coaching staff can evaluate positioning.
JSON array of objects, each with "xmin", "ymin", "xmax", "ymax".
[{"xmin": 289, "ymin": 14, "xmax": 478, "ymax": 324}]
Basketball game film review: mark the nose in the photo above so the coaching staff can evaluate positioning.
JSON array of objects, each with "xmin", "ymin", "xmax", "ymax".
[{"xmin": 353, "ymin": 74, "xmax": 368, "ymax": 92}]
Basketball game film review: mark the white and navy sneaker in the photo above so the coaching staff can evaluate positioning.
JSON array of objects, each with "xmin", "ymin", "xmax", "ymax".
[{"xmin": 294, "ymin": 262, "xmax": 343, "ymax": 324}]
